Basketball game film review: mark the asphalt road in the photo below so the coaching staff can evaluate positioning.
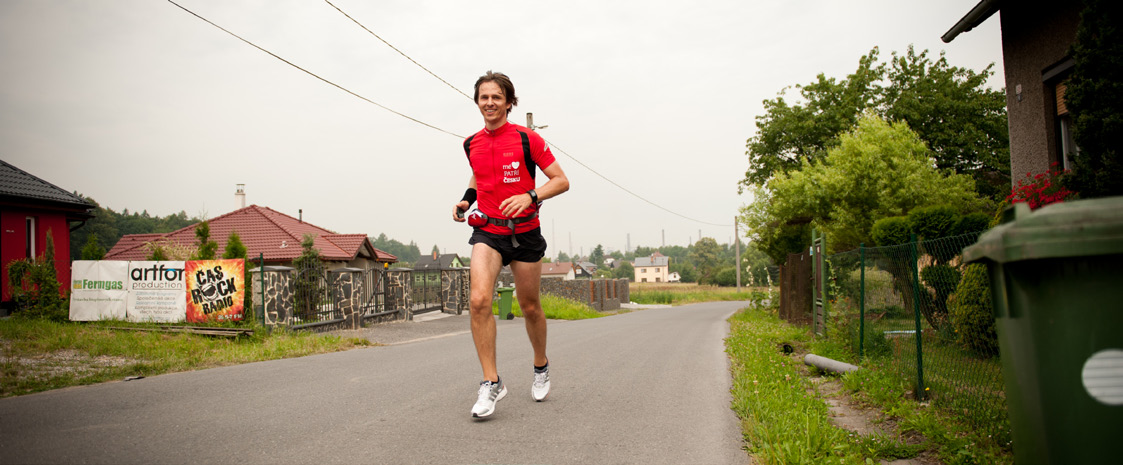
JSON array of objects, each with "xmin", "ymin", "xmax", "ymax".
[{"xmin": 0, "ymin": 301, "xmax": 751, "ymax": 465}]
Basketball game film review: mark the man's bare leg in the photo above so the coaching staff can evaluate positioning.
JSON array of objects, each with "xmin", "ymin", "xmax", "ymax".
[
  {"xmin": 469, "ymin": 243, "xmax": 503, "ymax": 382},
  {"xmin": 511, "ymin": 260, "xmax": 547, "ymax": 367}
]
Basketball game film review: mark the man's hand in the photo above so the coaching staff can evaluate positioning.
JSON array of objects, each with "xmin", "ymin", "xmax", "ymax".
[
  {"xmin": 453, "ymin": 201, "xmax": 469, "ymax": 222},
  {"xmin": 499, "ymin": 193, "xmax": 533, "ymax": 218}
]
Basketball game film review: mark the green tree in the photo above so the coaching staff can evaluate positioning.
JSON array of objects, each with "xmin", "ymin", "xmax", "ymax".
[
  {"xmin": 670, "ymin": 261, "xmax": 698, "ymax": 283},
  {"xmin": 690, "ymin": 238, "xmax": 721, "ymax": 285},
  {"xmin": 741, "ymin": 46, "xmax": 1009, "ymax": 200},
  {"xmin": 431, "ymin": 244, "xmax": 440, "ymax": 255},
  {"xmin": 1064, "ymin": 0, "xmax": 1123, "ymax": 198},
  {"xmin": 614, "ymin": 261, "xmax": 634, "ymax": 280},
  {"xmin": 81, "ymin": 234, "xmax": 106, "ymax": 260},
  {"xmin": 291, "ymin": 234, "xmax": 325, "ymax": 320},
  {"xmin": 556, "ymin": 251, "xmax": 571, "ymax": 263},
  {"xmin": 741, "ymin": 243, "xmax": 773, "ymax": 287},
  {"xmin": 191, "ymin": 221, "xmax": 218, "ymax": 260},
  {"xmin": 741, "ymin": 115, "xmax": 986, "ymax": 256},
  {"xmin": 591, "ymin": 245, "xmax": 605, "ymax": 267},
  {"xmin": 222, "ymin": 230, "xmax": 247, "ymax": 259}
]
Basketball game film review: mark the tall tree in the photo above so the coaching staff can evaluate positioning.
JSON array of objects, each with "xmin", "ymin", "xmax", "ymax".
[
  {"xmin": 81, "ymin": 234, "xmax": 106, "ymax": 260},
  {"xmin": 222, "ymin": 231, "xmax": 247, "ymax": 259},
  {"xmin": 741, "ymin": 46, "xmax": 1009, "ymax": 200},
  {"xmin": 191, "ymin": 221, "xmax": 218, "ymax": 260},
  {"xmin": 690, "ymin": 238, "xmax": 721, "ymax": 285},
  {"xmin": 591, "ymin": 245, "xmax": 605, "ymax": 267},
  {"xmin": 741, "ymin": 115, "xmax": 986, "ymax": 257},
  {"xmin": 1064, "ymin": 0, "xmax": 1123, "ymax": 198}
]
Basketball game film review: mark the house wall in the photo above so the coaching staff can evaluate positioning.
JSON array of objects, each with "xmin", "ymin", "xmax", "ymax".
[
  {"xmin": 634, "ymin": 265, "xmax": 669, "ymax": 283},
  {"xmin": 0, "ymin": 208, "xmax": 73, "ymax": 305},
  {"xmin": 999, "ymin": 3, "xmax": 1081, "ymax": 181}
]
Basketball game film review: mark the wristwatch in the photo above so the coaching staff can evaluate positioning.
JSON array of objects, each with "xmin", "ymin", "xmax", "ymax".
[{"xmin": 527, "ymin": 189, "xmax": 538, "ymax": 204}]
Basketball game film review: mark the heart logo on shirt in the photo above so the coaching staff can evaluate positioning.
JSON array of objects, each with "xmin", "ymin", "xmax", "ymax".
[{"xmin": 512, "ymin": 161, "xmax": 520, "ymax": 169}]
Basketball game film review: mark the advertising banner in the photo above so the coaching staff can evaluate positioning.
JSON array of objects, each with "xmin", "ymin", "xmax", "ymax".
[
  {"xmin": 185, "ymin": 259, "xmax": 245, "ymax": 322},
  {"xmin": 125, "ymin": 261, "xmax": 186, "ymax": 323},
  {"xmin": 69, "ymin": 260, "xmax": 128, "ymax": 321}
]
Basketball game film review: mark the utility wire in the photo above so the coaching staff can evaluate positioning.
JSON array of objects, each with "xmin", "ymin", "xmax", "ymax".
[
  {"xmin": 323, "ymin": 1, "xmax": 732, "ymax": 227},
  {"xmin": 167, "ymin": 0, "xmax": 464, "ymax": 139},
  {"xmin": 323, "ymin": 0, "xmax": 474, "ymax": 101}
]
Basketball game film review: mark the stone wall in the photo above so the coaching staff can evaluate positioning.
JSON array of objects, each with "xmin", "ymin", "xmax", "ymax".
[
  {"xmin": 251, "ymin": 266, "xmax": 294, "ymax": 326},
  {"xmin": 538, "ymin": 278, "xmax": 629, "ymax": 312},
  {"xmin": 441, "ymin": 268, "xmax": 470, "ymax": 314}
]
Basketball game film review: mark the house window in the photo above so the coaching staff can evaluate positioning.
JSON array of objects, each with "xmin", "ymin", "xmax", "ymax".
[
  {"xmin": 656, "ymin": 277, "xmax": 661, "ymax": 283},
  {"xmin": 641, "ymin": 268, "xmax": 647, "ymax": 273},
  {"xmin": 25, "ymin": 217, "xmax": 36, "ymax": 259},
  {"xmin": 641, "ymin": 278, "xmax": 647, "ymax": 283},
  {"xmin": 1055, "ymin": 80, "xmax": 1079, "ymax": 170}
]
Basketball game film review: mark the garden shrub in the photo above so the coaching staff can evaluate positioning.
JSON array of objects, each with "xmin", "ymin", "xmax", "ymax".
[
  {"xmin": 949, "ymin": 264, "xmax": 998, "ymax": 356},
  {"xmin": 871, "ymin": 216, "xmax": 911, "ymax": 246}
]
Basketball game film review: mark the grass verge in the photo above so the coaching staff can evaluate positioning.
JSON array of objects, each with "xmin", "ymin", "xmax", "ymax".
[
  {"xmin": 631, "ymin": 283, "xmax": 769, "ymax": 305},
  {"xmin": 491, "ymin": 293, "xmax": 604, "ymax": 320},
  {"xmin": 0, "ymin": 318, "xmax": 371, "ymax": 398},
  {"xmin": 727, "ymin": 305, "xmax": 1012, "ymax": 464}
]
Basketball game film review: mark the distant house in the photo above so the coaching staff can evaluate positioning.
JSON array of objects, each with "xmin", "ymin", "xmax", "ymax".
[
  {"xmin": 105, "ymin": 205, "xmax": 396, "ymax": 270},
  {"xmin": 0, "ymin": 160, "xmax": 95, "ymax": 312},
  {"xmin": 413, "ymin": 251, "xmax": 463, "ymax": 285},
  {"xmin": 943, "ymin": 1, "xmax": 1082, "ymax": 179},
  {"xmin": 542, "ymin": 262, "xmax": 576, "ymax": 280},
  {"xmin": 634, "ymin": 252, "xmax": 670, "ymax": 283},
  {"xmin": 414, "ymin": 252, "xmax": 463, "ymax": 270},
  {"xmin": 668, "ymin": 272, "xmax": 681, "ymax": 283},
  {"xmin": 573, "ymin": 262, "xmax": 593, "ymax": 279}
]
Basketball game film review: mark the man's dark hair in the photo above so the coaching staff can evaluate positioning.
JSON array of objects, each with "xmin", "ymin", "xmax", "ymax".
[{"xmin": 473, "ymin": 71, "xmax": 518, "ymax": 115}]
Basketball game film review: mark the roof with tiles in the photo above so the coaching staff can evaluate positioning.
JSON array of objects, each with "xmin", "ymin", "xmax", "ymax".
[
  {"xmin": 542, "ymin": 262, "xmax": 574, "ymax": 276},
  {"xmin": 104, "ymin": 205, "xmax": 396, "ymax": 263},
  {"xmin": 0, "ymin": 159, "xmax": 94, "ymax": 212}
]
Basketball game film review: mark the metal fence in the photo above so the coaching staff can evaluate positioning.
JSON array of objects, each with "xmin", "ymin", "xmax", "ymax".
[
  {"xmin": 823, "ymin": 231, "xmax": 1009, "ymax": 442},
  {"xmin": 291, "ymin": 259, "xmax": 339, "ymax": 326}
]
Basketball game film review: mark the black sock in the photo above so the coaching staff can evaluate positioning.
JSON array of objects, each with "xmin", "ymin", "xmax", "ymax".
[{"xmin": 534, "ymin": 362, "xmax": 548, "ymax": 373}]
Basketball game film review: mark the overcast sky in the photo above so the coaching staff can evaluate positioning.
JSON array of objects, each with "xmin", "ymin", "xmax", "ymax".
[{"xmin": 0, "ymin": 0, "xmax": 1003, "ymax": 259}]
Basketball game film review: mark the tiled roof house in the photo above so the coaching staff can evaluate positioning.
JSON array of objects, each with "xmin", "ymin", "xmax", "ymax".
[
  {"xmin": 104, "ymin": 205, "xmax": 396, "ymax": 270},
  {"xmin": 542, "ymin": 262, "xmax": 575, "ymax": 280},
  {"xmin": 634, "ymin": 252, "xmax": 670, "ymax": 283}
]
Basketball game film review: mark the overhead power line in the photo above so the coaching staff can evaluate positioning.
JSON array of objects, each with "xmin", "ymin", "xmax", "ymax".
[
  {"xmin": 322, "ymin": 1, "xmax": 732, "ymax": 227},
  {"xmin": 323, "ymin": 0, "xmax": 474, "ymax": 101},
  {"xmin": 167, "ymin": 0, "xmax": 464, "ymax": 139}
]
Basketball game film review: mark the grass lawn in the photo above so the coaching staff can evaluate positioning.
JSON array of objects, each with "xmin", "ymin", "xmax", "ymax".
[{"xmin": 0, "ymin": 318, "xmax": 371, "ymax": 398}]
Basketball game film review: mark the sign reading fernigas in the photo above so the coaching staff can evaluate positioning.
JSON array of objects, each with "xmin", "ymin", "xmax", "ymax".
[{"xmin": 70, "ymin": 259, "xmax": 244, "ymax": 323}]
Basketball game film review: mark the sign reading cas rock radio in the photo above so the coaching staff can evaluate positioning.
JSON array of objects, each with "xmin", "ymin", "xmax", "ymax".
[
  {"xmin": 125, "ymin": 261, "xmax": 186, "ymax": 323},
  {"xmin": 185, "ymin": 259, "xmax": 245, "ymax": 322}
]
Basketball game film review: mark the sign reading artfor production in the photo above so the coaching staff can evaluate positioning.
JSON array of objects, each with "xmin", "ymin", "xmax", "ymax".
[
  {"xmin": 185, "ymin": 259, "xmax": 245, "ymax": 322},
  {"xmin": 125, "ymin": 261, "xmax": 186, "ymax": 322}
]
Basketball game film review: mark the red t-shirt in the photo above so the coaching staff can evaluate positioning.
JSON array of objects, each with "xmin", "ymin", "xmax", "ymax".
[{"xmin": 464, "ymin": 122, "xmax": 556, "ymax": 235}]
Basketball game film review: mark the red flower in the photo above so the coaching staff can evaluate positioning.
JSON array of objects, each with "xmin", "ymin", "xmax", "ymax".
[{"xmin": 1009, "ymin": 166, "xmax": 1076, "ymax": 210}]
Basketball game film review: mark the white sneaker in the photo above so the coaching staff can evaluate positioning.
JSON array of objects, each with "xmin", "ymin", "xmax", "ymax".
[
  {"xmin": 532, "ymin": 365, "xmax": 550, "ymax": 401},
  {"xmin": 471, "ymin": 379, "xmax": 507, "ymax": 418}
]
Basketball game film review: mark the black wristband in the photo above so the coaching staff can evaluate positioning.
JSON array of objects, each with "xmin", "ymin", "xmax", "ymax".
[
  {"xmin": 461, "ymin": 188, "xmax": 477, "ymax": 206},
  {"xmin": 527, "ymin": 189, "xmax": 538, "ymax": 204}
]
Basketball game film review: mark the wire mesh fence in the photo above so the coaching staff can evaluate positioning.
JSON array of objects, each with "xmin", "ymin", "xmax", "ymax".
[{"xmin": 825, "ymin": 231, "xmax": 1009, "ymax": 442}]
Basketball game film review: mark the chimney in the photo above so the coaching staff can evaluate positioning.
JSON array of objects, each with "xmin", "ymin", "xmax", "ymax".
[
  {"xmin": 433, "ymin": 251, "xmax": 438, "ymax": 260},
  {"xmin": 235, "ymin": 184, "xmax": 245, "ymax": 208},
  {"xmin": 299, "ymin": 209, "xmax": 302, "ymax": 222}
]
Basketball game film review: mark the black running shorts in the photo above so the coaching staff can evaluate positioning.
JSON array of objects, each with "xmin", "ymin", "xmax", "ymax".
[{"xmin": 469, "ymin": 227, "xmax": 547, "ymax": 266}]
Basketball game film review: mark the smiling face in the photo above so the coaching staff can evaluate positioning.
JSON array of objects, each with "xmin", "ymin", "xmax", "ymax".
[{"xmin": 477, "ymin": 81, "xmax": 510, "ymax": 130}]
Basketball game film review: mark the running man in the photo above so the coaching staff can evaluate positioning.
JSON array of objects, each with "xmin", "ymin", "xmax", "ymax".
[{"xmin": 453, "ymin": 71, "xmax": 570, "ymax": 419}]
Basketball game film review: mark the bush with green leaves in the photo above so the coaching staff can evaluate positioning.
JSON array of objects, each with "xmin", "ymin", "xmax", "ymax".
[
  {"xmin": 948, "ymin": 264, "xmax": 998, "ymax": 357},
  {"xmin": 5, "ymin": 231, "xmax": 66, "ymax": 321}
]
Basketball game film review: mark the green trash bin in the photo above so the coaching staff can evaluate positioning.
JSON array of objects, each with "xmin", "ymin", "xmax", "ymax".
[
  {"xmin": 963, "ymin": 197, "xmax": 1123, "ymax": 464},
  {"xmin": 496, "ymin": 287, "xmax": 515, "ymax": 320}
]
